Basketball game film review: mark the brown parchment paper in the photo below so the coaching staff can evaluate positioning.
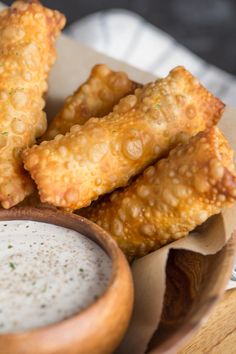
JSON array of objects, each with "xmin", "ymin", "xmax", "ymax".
[
  {"xmin": 47, "ymin": 35, "xmax": 236, "ymax": 354},
  {"xmin": 117, "ymin": 206, "xmax": 236, "ymax": 354}
]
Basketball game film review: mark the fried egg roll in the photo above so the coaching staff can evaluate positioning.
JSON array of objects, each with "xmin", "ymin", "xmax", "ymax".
[
  {"xmin": 0, "ymin": 0, "xmax": 65, "ymax": 208},
  {"xmin": 43, "ymin": 64, "xmax": 139, "ymax": 140},
  {"xmin": 23, "ymin": 66, "xmax": 224, "ymax": 210},
  {"xmin": 82, "ymin": 127, "xmax": 236, "ymax": 257}
]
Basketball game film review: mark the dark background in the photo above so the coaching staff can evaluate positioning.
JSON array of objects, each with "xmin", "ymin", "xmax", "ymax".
[{"xmin": 4, "ymin": 0, "xmax": 236, "ymax": 75}]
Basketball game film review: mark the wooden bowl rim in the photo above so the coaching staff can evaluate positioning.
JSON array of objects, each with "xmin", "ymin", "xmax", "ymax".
[
  {"xmin": 0, "ymin": 206, "xmax": 133, "ymax": 340},
  {"xmin": 149, "ymin": 232, "xmax": 236, "ymax": 354}
]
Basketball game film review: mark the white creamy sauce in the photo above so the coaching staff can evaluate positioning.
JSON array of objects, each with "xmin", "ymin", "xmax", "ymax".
[{"xmin": 0, "ymin": 220, "xmax": 111, "ymax": 333}]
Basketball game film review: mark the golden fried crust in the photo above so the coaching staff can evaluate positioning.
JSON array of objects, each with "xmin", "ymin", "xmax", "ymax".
[
  {"xmin": 82, "ymin": 127, "xmax": 236, "ymax": 258},
  {"xmin": 0, "ymin": 1, "xmax": 65, "ymax": 208},
  {"xmin": 43, "ymin": 64, "xmax": 140, "ymax": 140},
  {"xmin": 23, "ymin": 66, "xmax": 224, "ymax": 210}
]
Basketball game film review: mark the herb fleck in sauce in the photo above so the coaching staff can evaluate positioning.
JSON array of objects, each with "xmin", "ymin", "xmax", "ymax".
[{"xmin": 0, "ymin": 220, "xmax": 111, "ymax": 333}]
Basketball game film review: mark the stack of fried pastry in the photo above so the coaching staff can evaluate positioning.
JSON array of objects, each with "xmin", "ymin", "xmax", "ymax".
[
  {"xmin": 81, "ymin": 127, "xmax": 236, "ymax": 257},
  {"xmin": 23, "ymin": 66, "xmax": 224, "ymax": 210},
  {"xmin": 2, "ymin": 1, "xmax": 236, "ymax": 258},
  {"xmin": 0, "ymin": 0, "xmax": 65, "ymax": 208}
]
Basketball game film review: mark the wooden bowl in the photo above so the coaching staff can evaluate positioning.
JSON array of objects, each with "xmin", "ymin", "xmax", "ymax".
[
  {"xmin": 0, "ymin": 207, "xmax": 134, "ymax": 354},
  {"xmin": 147, "ymin": 233, "xmax": 236, "ymax": 353}
]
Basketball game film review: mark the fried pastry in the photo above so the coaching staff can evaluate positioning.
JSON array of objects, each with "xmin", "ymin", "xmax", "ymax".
[
  {"xmin": 23, "ymin": 66, "xmax": 224, "ymax": 210},
  {"xmin": 0, "ymin": 0, "xmax": 65, "ymax": 208},
  {"xmin": 43, "ymin": 64, "xmax": 139, "ymax": 140},
  {"xmin": 82, "ymin": 127, "xmax": 236, "ymax": 257}
]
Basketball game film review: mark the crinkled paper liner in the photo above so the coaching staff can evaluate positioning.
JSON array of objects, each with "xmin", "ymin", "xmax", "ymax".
[
  {"xmin": 117, "ymin": 206, "xmax": 235, "ymax": 354},
  {"xmin": 48, "ymin": 35, "xmax": 236, "ymax": 354}
]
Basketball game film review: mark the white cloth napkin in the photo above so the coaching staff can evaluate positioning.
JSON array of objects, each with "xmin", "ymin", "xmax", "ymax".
[{"xmin": 67, "ymin": 9, "xmax": 236, "ymax": 106}]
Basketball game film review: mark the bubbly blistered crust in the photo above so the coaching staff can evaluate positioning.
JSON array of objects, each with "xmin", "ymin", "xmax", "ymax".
[
  {"xmin": 23, "ymin": 66, "xmax": 224, "ymax": 210},
  {"xmin": 0, "ymin": 0, "xmax": 65, "ymax": 208},
  {"xmin": 82, "ymin": 127, "xmax": 236, "ymax": 257},
  {"xmin": 43, "ymin": 64, "xmax": 140, "ymax": 140}
]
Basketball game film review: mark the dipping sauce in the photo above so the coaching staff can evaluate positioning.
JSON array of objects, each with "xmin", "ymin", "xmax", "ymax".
[{"xmin": 0, "ymin": 220, "xmax": 111, "ymax": 333}]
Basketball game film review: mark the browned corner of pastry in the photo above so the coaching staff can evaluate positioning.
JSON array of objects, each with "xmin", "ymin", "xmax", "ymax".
[
  {"xmin": 91, "ymin": 63, "xmax": 140, "ymax": 91},
  {"xmin": 193, "ymin": 127, "xmax": 236, "ymax": 202},
  {"xmin": 170, "ymin": 66, "xmax": 225, "ymax": 126},
  {"xmin": 209, "ymin": 128, "xmax": 236, "ymax": 200},
  {"xmin": 44, "ymin": 8, "xmax": 66, "ymax": 36},
  {"xmin": 50, "ymin": 9, "xmax": 66, "ymax": 33},
  {"xmin": 91, "ymin": 64, "xmax": 111, "ymax": 77},
  {"xmin": 24, "ymin": 0, "xmax": 40, "ymax": 4},
  {"xmin": 10, "ymin": 0, "xmax": 66, "ymax": 35}
]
